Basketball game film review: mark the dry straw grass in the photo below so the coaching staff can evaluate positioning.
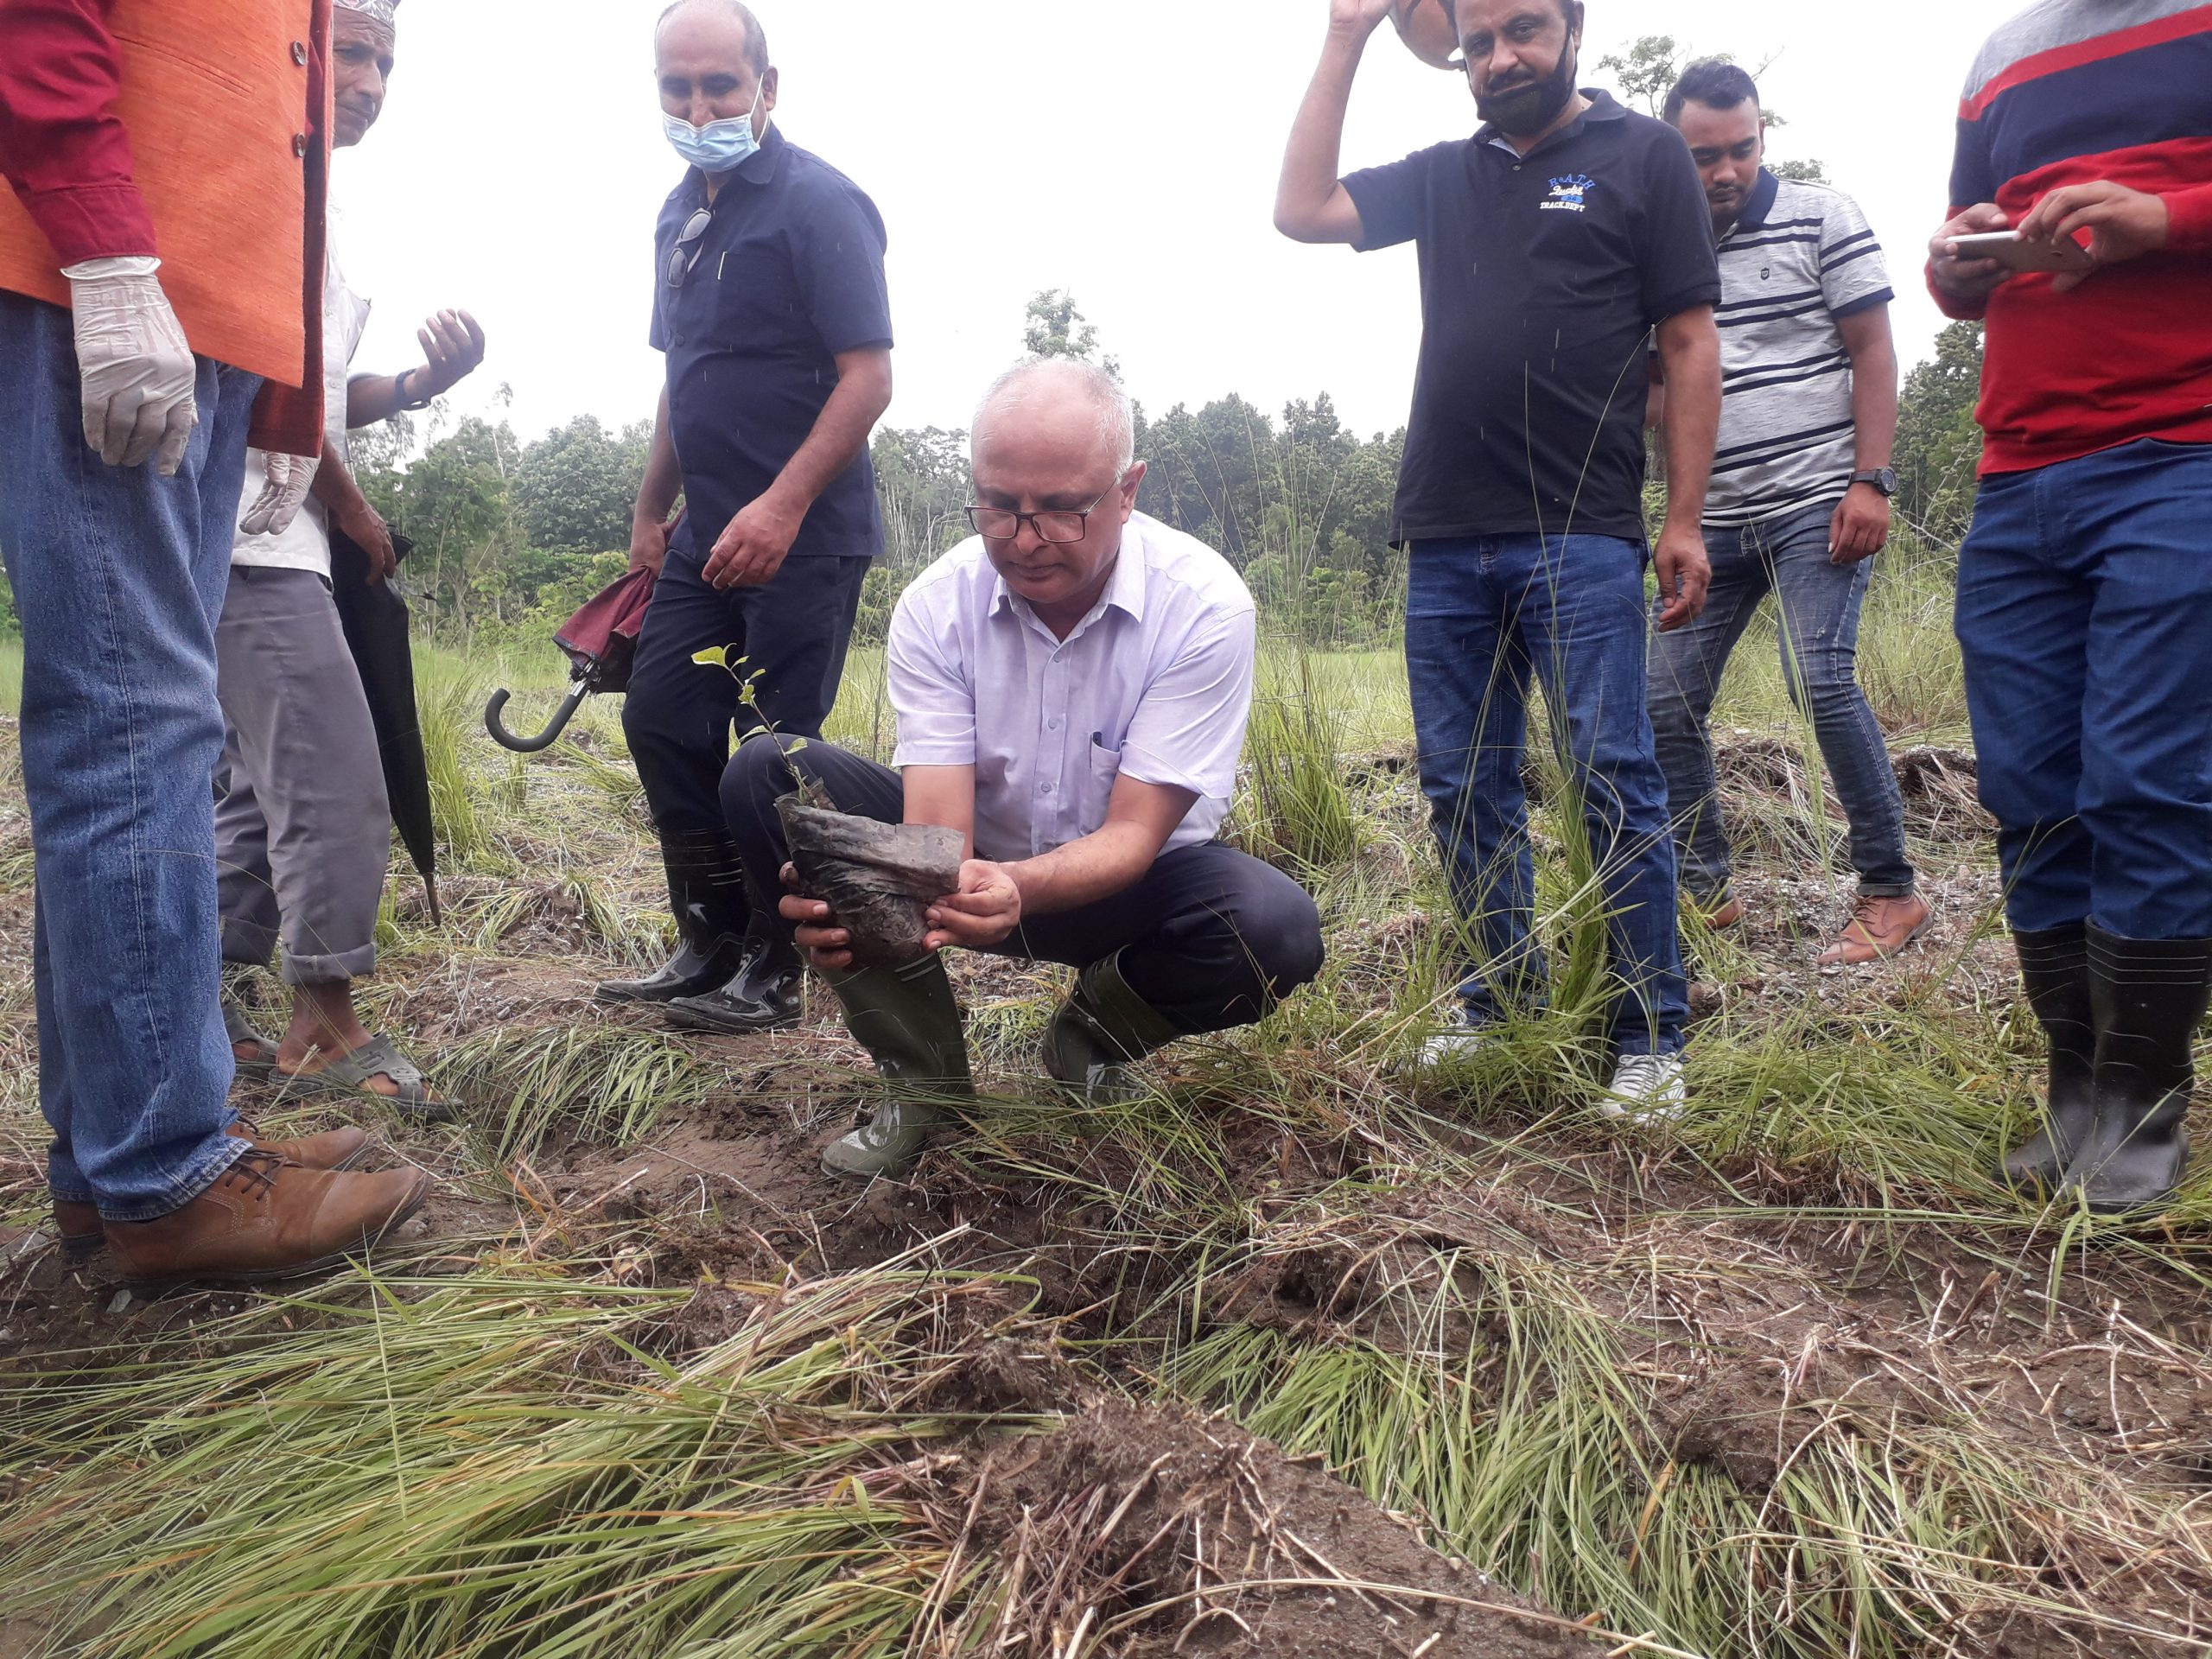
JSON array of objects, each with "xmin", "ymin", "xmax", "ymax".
[{"xmin": 5, "ymin": 575, "xmax": 2212, "ymax": 1656}]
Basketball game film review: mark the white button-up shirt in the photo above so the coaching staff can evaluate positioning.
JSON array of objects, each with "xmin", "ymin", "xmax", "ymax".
[{"xmin": 887, "ymin": 512, "xmax": 1257, "ymax": 862}]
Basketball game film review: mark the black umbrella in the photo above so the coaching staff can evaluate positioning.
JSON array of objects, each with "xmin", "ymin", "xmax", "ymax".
[{"xmin": 329, "ymin": 525, "xmax": 442, "ymax": 925}]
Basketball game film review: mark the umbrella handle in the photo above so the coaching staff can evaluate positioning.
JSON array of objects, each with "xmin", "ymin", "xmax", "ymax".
[{"xmin": 484, "ymin": 685, "xmax": 588, "ymax": 753}]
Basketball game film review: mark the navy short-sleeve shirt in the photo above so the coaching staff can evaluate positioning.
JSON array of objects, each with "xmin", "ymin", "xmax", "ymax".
[
  {"xmin": 651, "ymin": 125, "xmax": 893, "ymax": 560},
  {"xmin": 1344, "ymin": 92, "xmax": 1720, "ymax": 544}
]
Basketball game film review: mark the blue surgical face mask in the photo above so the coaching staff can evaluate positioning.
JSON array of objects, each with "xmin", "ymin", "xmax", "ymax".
[{"xmin": 663, "ymin": 78, "xmax": 764, "ymax": 173}]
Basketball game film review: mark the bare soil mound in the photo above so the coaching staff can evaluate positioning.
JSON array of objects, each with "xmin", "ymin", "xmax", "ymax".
[{"xmin": 921, "ymin": 1397, "xmax": 1594, "ymax": 1658}]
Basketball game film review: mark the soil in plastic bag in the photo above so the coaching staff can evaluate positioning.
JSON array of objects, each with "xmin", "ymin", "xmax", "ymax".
[{"xmin": 778, "ymin": 793, "xmax": 964, "ymax": 967}]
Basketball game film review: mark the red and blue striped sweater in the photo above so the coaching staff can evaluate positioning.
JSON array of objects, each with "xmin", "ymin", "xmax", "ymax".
[{"xmin": 1939, "ymin": 0, "xmax": 2212, "ymax": 475}]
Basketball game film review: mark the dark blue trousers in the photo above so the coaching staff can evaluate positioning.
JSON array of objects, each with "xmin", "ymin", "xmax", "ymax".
[
  {"xmin": 1957, "ymin": 438, "xmax": 2212, "ymax": 939},
  {"xmin": 622, "ymin": 544, "xmax": 868, "ymax": 921},
  {"xmin": 721, "ymin": 736, "xmax": 1325, "ymax": 1032}
]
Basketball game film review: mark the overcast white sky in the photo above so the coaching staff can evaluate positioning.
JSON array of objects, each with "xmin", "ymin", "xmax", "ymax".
[{"xmin": 339, "ymin": 0, "xmax": 2006, "ymax": 449}]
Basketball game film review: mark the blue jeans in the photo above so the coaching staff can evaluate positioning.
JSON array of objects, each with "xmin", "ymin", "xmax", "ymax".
[
  {"xmin": 1957, "ymin": 438, "xmax": 2212, "ymax": 940},
  {"xmin": 1646, "ymin": 499, "xmax": 1915, "ymax": 902},
  {"xmin": 0, "ymin": 293, "xmax": 253, "ymax": 1220},
  {"xmin": 1405, "ymin": 534, "xmax": 1688, "ymax": 1056}
]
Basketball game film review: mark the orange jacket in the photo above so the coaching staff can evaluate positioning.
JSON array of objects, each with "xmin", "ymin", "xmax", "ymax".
[{"xmin": 0, "ymin": 0, "xmax": 332, "ymax": 454}]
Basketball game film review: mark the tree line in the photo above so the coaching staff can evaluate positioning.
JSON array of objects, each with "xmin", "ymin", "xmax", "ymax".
[{"xmin": 0, "ymin": 303, "xmax": 1986, "ymax": 650}]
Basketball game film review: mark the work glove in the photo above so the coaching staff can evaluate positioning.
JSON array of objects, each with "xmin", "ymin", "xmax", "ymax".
[
  {"xmin": 239, "ymin": 451, "xmax": 320, "ymax": 537},
  {"xmin": 61, "ymin": 257, "xmax": 199, "ymax": 475}
]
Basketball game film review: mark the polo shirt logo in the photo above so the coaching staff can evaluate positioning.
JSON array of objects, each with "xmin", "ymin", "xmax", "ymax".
[{"xmin": 1541, "ymin": 173, "xmax": 1595, "ymax": 213}]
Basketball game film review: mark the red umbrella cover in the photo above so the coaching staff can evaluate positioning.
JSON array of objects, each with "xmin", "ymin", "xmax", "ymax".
[{"xmin": 552, "ymin": 563, "xmax": 658, "ymax": 696}]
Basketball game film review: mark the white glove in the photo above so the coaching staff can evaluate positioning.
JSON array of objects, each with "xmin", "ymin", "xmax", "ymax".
[
  {"xmin": 239, "ymin": 450, "xmax": 320, "ymax": 537},
  {"xmin": 61, "ymin": 256, "xmax": 199, "ymax": 475}
]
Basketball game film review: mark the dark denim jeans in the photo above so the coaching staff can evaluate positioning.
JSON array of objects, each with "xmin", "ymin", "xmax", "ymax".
[
  {"xmin": 1957, "ymin": 438, "xmax": 2212, "ymax": 940},
  {"xmin": 1646, "ymin": 499, "xmax": 1915, "ymax": 902},
  {"xmin": 1405, "ymin": 534, "xmax": 1687, "ymax": 1056},
  {"xmin": 0, "ymin": 293, "xmax": 252, "ymax": 1219}
]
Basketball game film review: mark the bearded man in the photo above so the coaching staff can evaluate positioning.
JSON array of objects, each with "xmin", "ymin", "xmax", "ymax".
[{"xmin": 1274, "ymin": 0, "xmax": 1722, "ymax": 1116}]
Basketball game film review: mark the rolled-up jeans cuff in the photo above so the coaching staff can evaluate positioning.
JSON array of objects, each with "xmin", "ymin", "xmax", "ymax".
[
  {"xmin": 99, "ymin": 1131, "xmax": 253, "ymax": 1225},
  {"xmin": 1855, "ymin": 880, "xmax": 1916, "ymax": 899}
]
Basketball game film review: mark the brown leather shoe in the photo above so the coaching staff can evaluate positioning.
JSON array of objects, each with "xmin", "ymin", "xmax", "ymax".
[
  {"xmin": 102, "ymin": 1150, "xmax": 429, "ymax": 1289},
  {"xmin": 1703, "ymin": 894, "xmax": 1745, "ymax": 930},
  {"xmin": 1817, "ymin": 893, "xmax": 1934, "ymax": 967},
  {"xmin": 54, "ymin": 1122, "xmax": 373, "ymax": 1261}
]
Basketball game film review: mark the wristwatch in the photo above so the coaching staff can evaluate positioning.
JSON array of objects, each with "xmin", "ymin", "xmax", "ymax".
[
  {"xmin": 394, "ymin": 367, "xmax": 434, "ymax": 412},
  {"xmin": 1850, "ymin": 467, "xmax": 1897, "ymax": 497}
]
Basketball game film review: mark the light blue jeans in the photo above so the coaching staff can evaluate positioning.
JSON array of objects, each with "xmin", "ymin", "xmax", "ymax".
[
  {"xmin": 1646, "ymin": 499, "xmax": 1916, "ymax": 903},
  {"xmin": 0, "ymin": 292, "xmax": 251, "ymax": 1220}
]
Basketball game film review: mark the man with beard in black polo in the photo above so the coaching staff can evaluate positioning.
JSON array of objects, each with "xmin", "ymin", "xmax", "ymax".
[
  {"xmin": 1275, "ymin": 0, "xmax": 1722, "ymax": 1116},
  {"xmin": 600, "ymin": 0, "xmax": 894, "ymax": 1033}
]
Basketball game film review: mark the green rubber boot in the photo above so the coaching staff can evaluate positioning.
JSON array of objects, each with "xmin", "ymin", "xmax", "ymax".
[
  {"xmin": 1041, "ymin": 951, "xmax": 1186, "ymax": 1105},
  {"xmin": 819, "ymin": 953, "xmax": 973, "ymax": 1180}
]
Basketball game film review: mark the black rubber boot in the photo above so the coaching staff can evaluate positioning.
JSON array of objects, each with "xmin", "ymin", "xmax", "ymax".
[
  {"xmin": 2064, "ymin": 924, "xmax": 2212, "ymax": 1215},
  {"xmin": 1041, "ymin": 950, "xmax": 1186, "ymax": 1105},
  {"xmin": 2000, "ymin": 924, "xmax": 2098, "ymax": 1192},
  {"xmin": 819, "ymin": 954, "xmax": 973, "ymax": 1179},
  {"xmin": 665, "ymin": 939, "xmax": 804, "ymax": 1033},
  {"xmin": 596, "ymin": 830, "xmax": 750, "ymax": 1004}
]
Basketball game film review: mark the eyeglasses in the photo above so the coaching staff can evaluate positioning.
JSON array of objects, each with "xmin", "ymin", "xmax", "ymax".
[
  {"xmin": 666, "ymin": 207, "xmax": 712, "ymax": 288},
  {"xmin": 964, "ymin": 483, "xmax": 1120, "ymax": 543}
]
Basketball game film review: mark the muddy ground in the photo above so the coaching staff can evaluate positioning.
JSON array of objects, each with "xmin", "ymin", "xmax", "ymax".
[{"xmin": 4, "ymin": 732, "xmax": 2212, "ymax": 1656}]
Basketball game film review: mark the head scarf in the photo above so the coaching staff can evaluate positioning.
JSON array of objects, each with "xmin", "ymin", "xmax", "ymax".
[{"xmin": 335, "ymin": 0, "xmax": 400, "ymax": 23}]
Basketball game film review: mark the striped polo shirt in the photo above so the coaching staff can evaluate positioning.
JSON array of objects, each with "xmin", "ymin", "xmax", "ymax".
[{"xmin": 1704, "ymin": 169, "xmax": 1893, "ymax": 526}]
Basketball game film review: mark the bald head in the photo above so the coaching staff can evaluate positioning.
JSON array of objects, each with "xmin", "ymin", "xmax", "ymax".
[
  {"xmin": 971, "ymin": 359, "xmax": 1135, "ymax": 480},
  {"xmin": 656, "ymin": 0, "xmax": 769, "ymax": 77}
]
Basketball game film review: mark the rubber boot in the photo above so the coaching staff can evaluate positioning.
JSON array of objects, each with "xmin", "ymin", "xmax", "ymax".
[
  {"xmin": 2000, "ymin": 924, "xmax": 2098, "ymax": 1192},
  {"xmin": 665, "ymin": 938, "xmax": 804, "ymax": 1033},
  {"xmin": 819, "ymin": 953, "xmax": 973, "ymax": 1179},
  {"xmin": 596, "ymin": 830, "xmax": 750, "ymax": 1003},
  {"xmin": 1041, "ymin": 950, "xmax": 1186, "ymax": 1105},
  {"xmin": 2064, "ymin": 925, "xmax": 2212, "ymax": 1215}
]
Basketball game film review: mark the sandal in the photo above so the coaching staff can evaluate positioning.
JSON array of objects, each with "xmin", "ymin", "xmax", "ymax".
[
  {"xmin": 275, "ymin": 1033, "xmax": 455, "ymax": 1122},
  {"xmin": 226, "ymin": 1001, "xmax": 281, "ymax": 1078}
]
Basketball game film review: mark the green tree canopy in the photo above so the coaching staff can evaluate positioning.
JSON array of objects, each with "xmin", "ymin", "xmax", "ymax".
[{"xmin": 514, "ymin": 415, "xmax": 652, "ymax": 556}]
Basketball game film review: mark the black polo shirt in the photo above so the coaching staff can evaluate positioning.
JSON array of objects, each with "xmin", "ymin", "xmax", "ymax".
[
  {"xmin": 650, "ymin": 125, "xmax": 893, "ymax": 561},
  {"xmin": 1344, "ymin": 90, "xmax": 1719, "ymax": 545}
]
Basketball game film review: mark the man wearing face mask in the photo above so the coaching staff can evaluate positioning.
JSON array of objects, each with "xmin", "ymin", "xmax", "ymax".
[
  {"xmin": 1275, "ymin": 0, "xmax": 1723, "ymax": 1117},
  {"xmin": 601, "ymin": 0, "xmax": 895, "ymax": 1033}
]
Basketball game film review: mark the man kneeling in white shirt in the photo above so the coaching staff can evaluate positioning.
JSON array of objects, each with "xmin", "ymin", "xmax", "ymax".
[{"xmin": 723, "ymin": 358, "xmax": 1325, "ymax": 1179}]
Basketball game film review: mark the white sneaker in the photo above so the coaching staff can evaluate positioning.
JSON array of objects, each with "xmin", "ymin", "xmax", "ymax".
[
  {"xmin": 1416, "ymin": 1008, "xmax": 1491, "ymax": 1068},
  {"xmin": 1600, "ymin": 1052, "xmax": 1686, "ymax": 1121}
]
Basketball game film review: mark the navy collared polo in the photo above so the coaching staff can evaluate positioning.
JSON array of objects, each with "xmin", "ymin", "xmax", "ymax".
[
  {"xmin": 1344, "ymin": 90, "xmax": 1720, "ymax": 544},
  {"xmin": 650, "ymin": 124, "xmax": 893, "ymax": 561}
]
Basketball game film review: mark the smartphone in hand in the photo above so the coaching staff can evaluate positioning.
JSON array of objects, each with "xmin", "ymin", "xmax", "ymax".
[{"xmin": 1949, "ymin": 230, "xmax": 2094, "ymax": 273}]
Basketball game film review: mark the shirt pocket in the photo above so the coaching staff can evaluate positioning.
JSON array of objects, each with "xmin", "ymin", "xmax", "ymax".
[
  {"xmin": 1081, "ymin": 738, "xmax": 1122, "ymax": 835},
  {"xmin": 702, "ymin": 237, "xmax": 809, "ymax": 351}
]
